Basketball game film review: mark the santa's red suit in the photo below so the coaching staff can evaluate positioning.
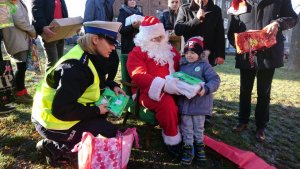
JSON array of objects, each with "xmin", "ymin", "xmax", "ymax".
[{"xmin": 126, "ymin": 16, "xmax": 182, "ymax": 146}]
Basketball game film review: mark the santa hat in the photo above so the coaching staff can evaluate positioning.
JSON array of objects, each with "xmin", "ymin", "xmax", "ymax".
[
  {"xmin": 184, "ymin": 36, "xmax": 205, "ymax": 56},
  {"xmin": 227, "ymin": 0, "xmax": 248, "ymax": 15},
  {"xmin": 138, "ymin": 16, "xmax": 166, "ymax": 41}
]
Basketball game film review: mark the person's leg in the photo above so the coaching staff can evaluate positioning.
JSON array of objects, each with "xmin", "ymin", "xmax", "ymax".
[
  {"xmin": 33, "ymin": 116, "xmax": 118, "ymax": 166},
  {"xmin": 139, "ymin": 93, "xmax": 180, "ymax": 145},
  {"xmin": 56, "ymin": 39, "xmax": 65, "ymax": 60},
  {"xmin": 13, "ymin": 51, "xmax": 32, "ymax": 103},
  {"xmin": 255, "ymin": 68, "xmax": 275, "ymax": 140},
  {"xmin": 43, "ymin": 41, "xmax": 59, "ymax": 71},
  {"xmin": 180, "ymin": 115, "xmax": 194, "ymax": 165},
  {"xmin": 193, "ymin": 115, "xmax": 206, "ymax": 161},
  {"xmin": 139, "ymin": 93, "xmax": 181, "ymax": 157},
  {"xmin": 238, "ymin": 69, "xmax": 256, "ymax": 124},
  {"xmin": 181, "ymin": 115, "xmax": 194, "ymax": 146}
]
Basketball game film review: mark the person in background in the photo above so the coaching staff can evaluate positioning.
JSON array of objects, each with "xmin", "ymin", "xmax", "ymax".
[
  {"xmin": 0, "ymin": 0, "xmax": 18, "ymax": 113},
  {"xmin": 117, "ymin": 0, "xmax": 143, "ymax": 54},
  {"xmin": 84, "ymin": 0, "xmax": 120, "ymax": 91},
  {"xmin": 228, "ymin": 0, "xmax": 298, "ymax": 142},
  {"xmin": 32, "ymin": 21, "xmax": 125, "ymax": 167},
  {"xmin": 160, "ymin": 0, "xmax": 180, "ymax": 31},
  {"xmin": 175, "ymin": 0, "xmax": 225, "ymax": 66},
  {"xmin": 175, "ymin": 0, "xmax": 225, "ymax": 126},
  {"xmin": 127, "ymin": 16, "xmax": 182, "ymax": 157},
  {"xmin": 177, "ymin": 36, "xmax": 220, "ymax": 165},
  {"xmin": 32, "ymin": 0, "xmax": 68, "ymax": 71},
  {"xmin": 2, "ymin": 0, "xmax": 36, "ymax": 104}
]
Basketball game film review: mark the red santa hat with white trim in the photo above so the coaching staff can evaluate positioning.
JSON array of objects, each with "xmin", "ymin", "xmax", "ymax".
[
  {"xmin": 227, "ymin": 0, "xmax": 248, "ymax": 15},
  {"xmin": 137, "ymin": 16, "xmax": 166, "ymax": 41}
]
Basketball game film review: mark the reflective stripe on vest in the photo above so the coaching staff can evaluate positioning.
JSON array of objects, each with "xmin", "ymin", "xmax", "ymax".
[{"xmin": 32, "ymin": 45, "xmax": 100, "ymax": 130}]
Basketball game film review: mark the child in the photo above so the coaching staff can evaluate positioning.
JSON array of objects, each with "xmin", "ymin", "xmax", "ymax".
[{"xmin": 178, "ymin": 36, "xmax": 221, "ymax": 165}]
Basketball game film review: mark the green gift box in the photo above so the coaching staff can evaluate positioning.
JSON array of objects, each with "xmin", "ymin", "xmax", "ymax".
[{"xmin": 95, "ymin": 88, "xmax": 129, "ymax": 117}]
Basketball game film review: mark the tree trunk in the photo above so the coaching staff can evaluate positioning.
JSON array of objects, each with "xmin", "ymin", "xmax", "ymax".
[{"xmin": 287, "ymin": 13, "xmax": 300, "ymax": 71}]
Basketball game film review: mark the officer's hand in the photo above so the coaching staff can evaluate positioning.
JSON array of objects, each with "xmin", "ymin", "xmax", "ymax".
[
  {"xmin": 113, "ymin": 86, "xmax": 126, "ymax": 96},
  {"xmin": 98, "ymin": 103, "xmax": 108, "ymax": 114}
]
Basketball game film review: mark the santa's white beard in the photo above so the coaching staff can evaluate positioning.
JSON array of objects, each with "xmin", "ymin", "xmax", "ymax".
[{"xmin": 134, "ymin": 35, "xmax": 176, "ymax": 67}]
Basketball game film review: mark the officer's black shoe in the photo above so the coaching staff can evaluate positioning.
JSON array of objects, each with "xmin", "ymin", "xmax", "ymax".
[{"xmin": 36, "ymin": 139, "xmax": 72, "ymax": 167}]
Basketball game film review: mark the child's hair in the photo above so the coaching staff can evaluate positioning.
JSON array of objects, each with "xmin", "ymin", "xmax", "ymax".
[{"xmin": 184, "ymin": 36, "xmax": 210, "ymax": 60}]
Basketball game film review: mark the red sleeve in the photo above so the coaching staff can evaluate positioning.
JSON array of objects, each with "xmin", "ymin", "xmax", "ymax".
[{"xmin": 126, "ymin": 47, "xmax": 156, "ymax": 91}]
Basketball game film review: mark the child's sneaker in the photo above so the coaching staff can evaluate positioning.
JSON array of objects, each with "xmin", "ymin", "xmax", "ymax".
[
  {"xmin": 194, "ymin": 142, "xmax": 206, "ymax": 161},
  {"xmin": 181, "ymin": 144, "xmax": 194, "ymax": 165}
]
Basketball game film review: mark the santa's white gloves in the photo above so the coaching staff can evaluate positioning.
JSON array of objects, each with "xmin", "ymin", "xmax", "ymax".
[
  {"xmin": 165, "ymin": 75, "xmax": 203, "ymax": 99},
  {"xmin": 164, "ymin": 75, "xmax": 182, "ymax": 95}
]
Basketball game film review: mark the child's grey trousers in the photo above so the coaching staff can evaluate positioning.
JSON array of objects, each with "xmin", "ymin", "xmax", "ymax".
[{"xmin": 180, "ymin": 114, "xmax": 205, "ymax": 146}]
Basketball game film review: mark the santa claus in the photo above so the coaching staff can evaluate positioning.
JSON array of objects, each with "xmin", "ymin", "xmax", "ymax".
[{"xmin": 127, "ymin": 16, "xmax": 182, "ymax": 155}]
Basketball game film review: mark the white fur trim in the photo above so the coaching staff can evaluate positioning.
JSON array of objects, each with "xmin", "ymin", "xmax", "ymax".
[
  {"xmin": 227, "ymin": 6, "xmax": 247, "ymax": 15},
  {"xmin": 162, "ymin": 130, "xmax": 182, "ymax": 146},
  {"xmin": 148, "ymin": 77, "xmax": 166, "ymax": 101},
  {"xmin": 167, "ymin": 56, "xmax": 175, "ymax": 74},
  {"xmin": 138, "ymin": 23, "xmax": 165, "ymax": 41}
]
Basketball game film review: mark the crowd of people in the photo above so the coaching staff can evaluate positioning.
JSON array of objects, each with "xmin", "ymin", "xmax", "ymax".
[{"xmin": 0, "ymin": 0, "xmax": 298, "ymax": 167}]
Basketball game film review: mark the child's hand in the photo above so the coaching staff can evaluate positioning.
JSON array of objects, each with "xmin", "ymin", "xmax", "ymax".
[
  {"xmin": 98, "ymin": 104, "xmax": 108, "ymax": 114},
  {"xmin": 198, "ymin": 86, "xmax": 206, "ymax": 97}
]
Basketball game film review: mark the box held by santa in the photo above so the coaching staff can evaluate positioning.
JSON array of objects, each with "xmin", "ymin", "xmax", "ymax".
[{"xmin": 42, "ymin": 16, "xmax": 83, "ymax": 43}]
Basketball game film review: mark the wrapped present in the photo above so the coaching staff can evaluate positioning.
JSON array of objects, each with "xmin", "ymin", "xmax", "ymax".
[
  {"xmin": 42, "ymin": 16, "xmax": 83, "ymax": 42},
  {"xmin": 234, "ymin": 30, "xmax": 277, "ymax": 54}
]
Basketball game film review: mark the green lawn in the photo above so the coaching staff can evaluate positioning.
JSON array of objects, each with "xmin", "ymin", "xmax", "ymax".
[{"xmin": 0, "ymin": 44, "xmax": 299, "ymax": 169}]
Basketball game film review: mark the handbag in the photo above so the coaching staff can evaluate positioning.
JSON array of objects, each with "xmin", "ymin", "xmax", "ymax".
[
  {"xmin": 0, "ymin": 60, "xmax": 15, "ymax": 106},
  {"xmin": 72, "ymin": 128, "xmax": 139, "ymax": 169},
  {"xmin": 26, "ymin": 39, "xmax": 42, "ymax": 74}
]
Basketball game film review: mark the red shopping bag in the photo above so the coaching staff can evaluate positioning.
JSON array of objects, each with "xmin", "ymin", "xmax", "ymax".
[{"xmin": 72, "ymin": 128, "xmax": 139, "ymax": 169}]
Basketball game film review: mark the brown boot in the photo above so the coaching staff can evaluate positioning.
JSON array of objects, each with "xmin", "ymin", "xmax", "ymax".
[
  {"xmin": 255, "ymin": 128, "xmax": 265, "ymax": 142},
  {"xmin": 232, "ymin": 123, "xmax": 248, "ymax": 132}
]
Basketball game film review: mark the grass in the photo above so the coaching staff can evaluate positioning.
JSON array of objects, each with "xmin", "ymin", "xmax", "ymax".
[{"xmin": 0, "ymin": 43, "xmax": 300, "ymax": 169}]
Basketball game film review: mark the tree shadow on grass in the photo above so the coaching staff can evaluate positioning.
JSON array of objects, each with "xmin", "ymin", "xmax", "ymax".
[
  {"xmin": 216, "ymin": 56, "xmax": 300, "ymax": 81},
  {"xmin": 208, "ymin": 99, "xmax": 300, "ymax": 169}
]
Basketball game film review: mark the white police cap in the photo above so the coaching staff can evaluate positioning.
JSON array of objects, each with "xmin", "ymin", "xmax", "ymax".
[{"xmin": 83, "ymin": 21, "xmax": 122, "ymax": 44}]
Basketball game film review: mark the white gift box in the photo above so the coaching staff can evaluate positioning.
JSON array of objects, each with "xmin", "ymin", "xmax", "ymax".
[{"xmin": 125, "ymin": 14, "xmax": 144, "ymax": 26}]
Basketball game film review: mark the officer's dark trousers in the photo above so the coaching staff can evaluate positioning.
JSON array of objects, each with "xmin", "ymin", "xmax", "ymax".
[
  {"xmin": 239, "ymin": 68, "xmax": 275, "ymax": 129},
  {"xmin": 33, "ymin": 115, "xmax": 118, "ymax": 152}
]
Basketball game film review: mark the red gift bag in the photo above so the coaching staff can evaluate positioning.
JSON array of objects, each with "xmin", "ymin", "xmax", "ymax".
[{"xmin": 72, "ymin": 128, "xmax": 139, "ymax": 169}]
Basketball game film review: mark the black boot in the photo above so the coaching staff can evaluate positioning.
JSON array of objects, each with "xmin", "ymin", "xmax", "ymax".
[{"xmin": 36, "ymin": 139, "xmax": 76, "ymax": 167}]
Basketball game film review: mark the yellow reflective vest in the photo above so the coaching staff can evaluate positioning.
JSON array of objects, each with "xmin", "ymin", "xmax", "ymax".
[{"xmin": 32, "ymin": 45, "xmax": 100, "ymax": 130}]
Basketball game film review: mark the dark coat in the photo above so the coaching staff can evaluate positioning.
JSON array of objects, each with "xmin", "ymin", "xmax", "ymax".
[
  {"xmin": 175, "ymin": 0, "xmax": 225, "ymax": 66},
  {"xmin": 32, "ymin": 0, "xmax": 68, "ymax": 35},
  {"xmin": 227, "ymin": 0, "xmax": 298, "ymax": 70},
  {"xmin": 159, "ymin": 8, "xmax": 178, "ymax": 30},
  {"xmin": 117, "ymin": 7, "xmax": 143, "ymax": 54}
]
